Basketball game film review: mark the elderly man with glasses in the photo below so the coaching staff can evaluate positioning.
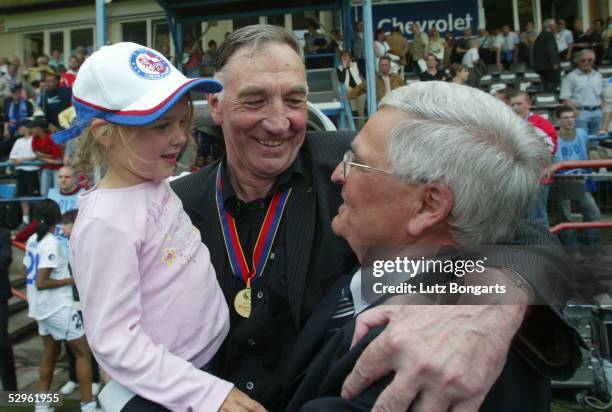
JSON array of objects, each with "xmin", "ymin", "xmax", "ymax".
[
  {"xmin": 560, "ymin": 49, "xmax": 604, "ymax": 135},
  {"xmin": 284, "ymin": 81, "xmax": 581, "ymax": 412},
  {"xmin": 170, "ymin": 25, "xmax": 579, "ymax": 412}
]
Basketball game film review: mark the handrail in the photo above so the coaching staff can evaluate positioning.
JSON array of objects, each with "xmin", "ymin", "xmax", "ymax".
[
  {"xmin": 550, "ymin": 159, "xmax": 612, "ymax": 236},
  {"xmin": 550, "ymin": 222, "xmax": 612, "ymax": 235},
  {"xmin": 0, "ymin": 160, "xmax": 46, "ymax": 168},
  {"xmin": 10, "ymin": 239, "xmax": 26, "ymax": 301},
  {"xmin": 552, "ymin": 159, "xmax": 612, "ymax": 174}
]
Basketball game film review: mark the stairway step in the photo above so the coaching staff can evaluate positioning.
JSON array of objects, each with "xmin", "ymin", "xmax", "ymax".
[{"xmin": 8, "ymin": 307, "xmax": 37, "ymax": 343}]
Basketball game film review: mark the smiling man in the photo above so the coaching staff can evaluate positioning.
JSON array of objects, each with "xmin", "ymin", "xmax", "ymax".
[{"xmin": 170, "ymin": 26, "xmax": 579, "ymax": 412}]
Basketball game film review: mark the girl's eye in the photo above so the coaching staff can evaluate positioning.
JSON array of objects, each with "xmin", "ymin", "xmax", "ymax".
[{"xmin": 154, "ymin": 123, "xmax": 168, "ymax": 131}]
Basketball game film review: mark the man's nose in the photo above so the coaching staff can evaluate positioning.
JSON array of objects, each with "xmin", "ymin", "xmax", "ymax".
[
  {"xmin": 261, "ymin": 102, "xmax": 290, "ymax": 135},
  {"xmin": 331, "ymin": 161, "xmax": 344, "ymax": 184}
]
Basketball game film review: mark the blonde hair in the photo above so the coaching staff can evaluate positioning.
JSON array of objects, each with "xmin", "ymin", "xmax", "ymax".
[{"xmin": 72, "ymin": 99, "xmax": 196, "ymax": 183}]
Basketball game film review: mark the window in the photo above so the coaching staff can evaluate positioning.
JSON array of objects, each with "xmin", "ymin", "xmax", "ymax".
[
  {"xmin": 123, "ymin": 21, "xmax": 147, "ymax": 45},
  {"xmin": 292, "ymin": 11, "xmax": 317, "ymax": 30},
  {"xmin": 234, "ymin": 16, "xmax": 259, "ymax": 30},
  {"xmin": 267, "ymin": 15, "xmax": 286, "ymax": 27},
  {"xmin": 50, "ymin": 32, "xmax": 64, "ymax": 66},
  {"xmin": 153, "ymin": 19, "xmax": 171, "ymax": 58},
  {"xmin": 23, "ymin": 32, "xmax": 43, "ymax": 63},
  {"xmin": 70, "ymin": 28, "xmax": 94, "ymax": 58}
]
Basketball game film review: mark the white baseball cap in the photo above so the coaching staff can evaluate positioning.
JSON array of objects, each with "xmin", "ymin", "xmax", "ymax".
[{"xmin": 53, "ymin": 42, "xmax": 222, "ymax": 144}]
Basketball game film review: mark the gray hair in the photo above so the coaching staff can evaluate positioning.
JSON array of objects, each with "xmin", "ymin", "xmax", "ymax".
[
  {"xmin": 379, "ymin": 82, "xmax": 550, "ymax": 245},
  {"xmin": 574, "ymin": 48, "xmax": 595, "ymax": 64},
  {"xmin": 213, "ymin": 24, "xmax": 303, "ymax": 100},
  {"xmin": 543, "ymin": 18, "xmax": 555, "ymax": 30}
]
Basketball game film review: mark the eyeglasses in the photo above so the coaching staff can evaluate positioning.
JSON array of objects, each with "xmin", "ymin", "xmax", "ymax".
[
  {"xmin": 579, "ymin": 59, "xmax": 594, "ymax": 63},
  {"xmin": 342, "ymin": 149, "xmax": 390, "ymax": 178}
]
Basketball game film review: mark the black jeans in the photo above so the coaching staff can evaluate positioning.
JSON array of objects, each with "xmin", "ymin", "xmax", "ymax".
[{"xmin": 0, "ymin": 301, "xmax": 17, "ymax": 390}]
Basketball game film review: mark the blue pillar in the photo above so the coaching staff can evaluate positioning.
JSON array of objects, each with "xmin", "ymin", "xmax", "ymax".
[
  {"xmin": 342, "ymin": 0, "xmax": 352, "ymax": 52},
  {"xmin": 363, "ymin": 0, "xmax": 377, "ymax": 117},
  {"xmin": 95, "ymin": 0, "xmax": 107, "ymax": 49}
]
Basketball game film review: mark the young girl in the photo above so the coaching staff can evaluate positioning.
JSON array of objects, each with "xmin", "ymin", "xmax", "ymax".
[
  {"xmin": 24, "ymin": 199, "xmax": 95, "ymax": 412},
  {"xmin": 52, "ymin": 42, "xmax": 264, "ymax": 412}
]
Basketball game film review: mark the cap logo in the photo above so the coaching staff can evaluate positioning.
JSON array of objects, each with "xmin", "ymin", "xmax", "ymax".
[{"xmin": 130, "ymin": 48, "xmax": 170, "ymax": 80}]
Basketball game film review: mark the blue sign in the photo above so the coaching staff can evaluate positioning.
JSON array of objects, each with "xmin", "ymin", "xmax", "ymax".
[{"xmin": 355, "ymin": 0, "xmax": 479, "ymax": 38}]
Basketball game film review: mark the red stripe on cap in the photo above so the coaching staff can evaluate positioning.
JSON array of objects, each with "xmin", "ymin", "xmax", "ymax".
[{"xmin": 73, "ymin": 78, "xmax": 204, "ymax": 116}]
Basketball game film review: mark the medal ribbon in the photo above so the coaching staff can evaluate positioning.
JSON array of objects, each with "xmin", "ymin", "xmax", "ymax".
[{"xmin": 215, "ymin": 164, "xmax": 292, "ymax": 286}]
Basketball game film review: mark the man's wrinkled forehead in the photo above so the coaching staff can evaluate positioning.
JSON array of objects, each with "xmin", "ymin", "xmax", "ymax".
[{"xmin": 224, "ymin": 42, "xmax": 304, "ymax": 76}]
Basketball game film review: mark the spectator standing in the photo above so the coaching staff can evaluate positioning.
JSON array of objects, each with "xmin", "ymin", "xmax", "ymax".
[
  {"xmin": 49, "ymin": 50, "xmax": 63, "ymax": 70},
  {"xmin": 510, "ymin": 91, "xmax": 558, "ymax": 228},
  {"xmin": 409, "ymin": 23, "xmax": 429, "ymax": 73},
  {"xmin": 59, "ymin": 56, "xmax": 80, "ymax": 88},
  {"xmin": 9, "ymin": 119, "xmax": 40, "ymax": 228},
  {"xmin": 554, "ymin": 106, "xmax": 611, "ymax": 262},
  {"xmin": 31, "ymin": 117, "xmax": 63, "ymax": 197},
  {"xmin": 328, "ymin": 29, "xmax": 344, "ymax": 54},
  {"xmin": 374, "ymin": 29, "xmax": 400, "ymax": 74},
  {"xmin": 427, "ymin": 27, "xmax": 445, "ymax": 66},
  {"xmin": 453, "ymin": 27, "xmax": 474, "ymax": 65},
  {"xmin": 495, "ymin": 25, "xmax": 519, "ymax": 70},
  {"xmin": 386, "ymin": 27, "xmax": 409, "ymax": 70},
  {"xmin": 0, "ymin": 225, "xmax": 15, "ymax": 391},
  {"xmin": 533, "ymin": 18, "xmax": 561, "ymax": 92},
  {"xmin": 201, "ymin": 40, "xmax": 218, "ymax": 77},
  {"xmin": 556, "ymin": 19, "xmax": 574, "ymax": 60},
  {"xmin": 560, "ymin": 49, "xmax": 604, "ymax": 135},
  {"xmin": 304, "ymin": 21, "xmax": 328, "ymax": 54},
  {"xmin": 336, "ymin": 50, "xmax": 365, "ymax": 125},
  {"xmin": 478, "ymin": 28, "xmax": 494, "ymax": 65},
  {"xmin": 518, "ymin": 21, "xmax": 538, "ymax": 69},
  {"xmin": 39, "ymin": 73, "xmax": 71, "ymax": 130},
  {"xmin": 351, "ymin": 21, "xmax": 365, "ymax": 75},
  {"xmin": 24, "ymin": 199, "xmax": 96, "ymax": 412},
  {"xmin": 3, "ymin": 84, "xmax": 33, "ymax": 144},
  {"xmin": 571, "ymin": 19, "xmax": 589, "ymax": 55},
  {"xmin": 462, "ymin": 38, "xmax": 481, "ymax": 87}
]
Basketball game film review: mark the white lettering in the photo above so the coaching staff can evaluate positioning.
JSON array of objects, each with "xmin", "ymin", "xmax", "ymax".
[
  {"xmin": 455, "ymin": 17, "xmax": 466, "ymax": 30},
  {"xmin": 435, "ymin": 19, "xmax": 448, "ymax": 32}
]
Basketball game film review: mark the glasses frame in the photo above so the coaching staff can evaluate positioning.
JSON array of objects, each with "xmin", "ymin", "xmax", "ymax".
[{"xmin": 342, "ymin": 150, "xmax": 391, "ymax": 178}]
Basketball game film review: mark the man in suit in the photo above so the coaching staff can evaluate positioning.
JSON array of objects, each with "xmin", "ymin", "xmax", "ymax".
[
  {"xmin": 168, "ymin": 25, "xmax": 576, "ymax": 412},
  {"xmin": 284, "ymin": 82, "xmax": 581, "ymax": 412},
  {"xmin": 533, "ymin": 18, "xmax": 561, "ymax": 92}
]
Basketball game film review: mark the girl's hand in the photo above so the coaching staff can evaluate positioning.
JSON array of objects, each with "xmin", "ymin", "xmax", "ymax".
[{"xmin": 219, "ymin": 388, "xmax": 267, "ymax": 412}]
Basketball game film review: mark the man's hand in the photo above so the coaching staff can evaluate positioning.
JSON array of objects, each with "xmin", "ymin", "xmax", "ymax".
[
  {"xmin": 219, "ymin": 388, "xmax": 267, "ymax": 412},
  {"xmin": 341, "ymin": 304, "xmax": 527, "ymax": 412}
]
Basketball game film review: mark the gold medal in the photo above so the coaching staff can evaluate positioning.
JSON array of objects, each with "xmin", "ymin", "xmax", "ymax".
[{"xmin": 234, "ymin": 287, "xmax": 252, "ymax": 318}]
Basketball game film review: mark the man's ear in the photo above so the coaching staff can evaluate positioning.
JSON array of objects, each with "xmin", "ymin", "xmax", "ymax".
[
  {"xmin": 407, "ymin": 182, "xmax": 454, "ymax": 238},
  {"xmin": 90, "ymin": 119, "xmax": 113, "ymax": 147},
  {"xmin": 208, "ymin": 93, "xmax": 223, "ymax": 126}
]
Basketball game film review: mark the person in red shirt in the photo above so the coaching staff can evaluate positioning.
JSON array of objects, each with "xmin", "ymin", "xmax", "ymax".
[
  {"xmin": 510, "ymin": 91, "xmax": 558, "ymax": 228},
  {"xmin": 59, "ymin": 56, "xmax": 79, "ymax": 88},
  {"xmin": 31, "ymin": 117, "xmax": 63, "ymax": 197}
]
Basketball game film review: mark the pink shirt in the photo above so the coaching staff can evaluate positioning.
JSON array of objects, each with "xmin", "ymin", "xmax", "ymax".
[{"xmin": 70, "ymin": 180, "xmax": 232, "ymax": 411}]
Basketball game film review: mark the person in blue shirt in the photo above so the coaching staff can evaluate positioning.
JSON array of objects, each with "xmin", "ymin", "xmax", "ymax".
[{"xmin": 554, "ymin": 105, "xmax": 611, "ymax": 262}]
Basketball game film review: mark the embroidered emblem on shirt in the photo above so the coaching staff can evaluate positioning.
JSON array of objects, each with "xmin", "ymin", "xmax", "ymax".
[
  {"xmin": 48, "ymin": 253, "xmax": 55, "ymax": 261},
  {"xmin": 162, "ymin": 248, "xmax": 177, "ymax": 265}
]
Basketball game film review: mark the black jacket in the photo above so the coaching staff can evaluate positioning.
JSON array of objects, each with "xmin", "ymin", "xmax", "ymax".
[
  {"xmin": 0, "ymin": 228, "xmax": 13, "ymax": 302},
  {"xmin": 533, "ymin": 30, "xmax": 560, "ymax": 71}
]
